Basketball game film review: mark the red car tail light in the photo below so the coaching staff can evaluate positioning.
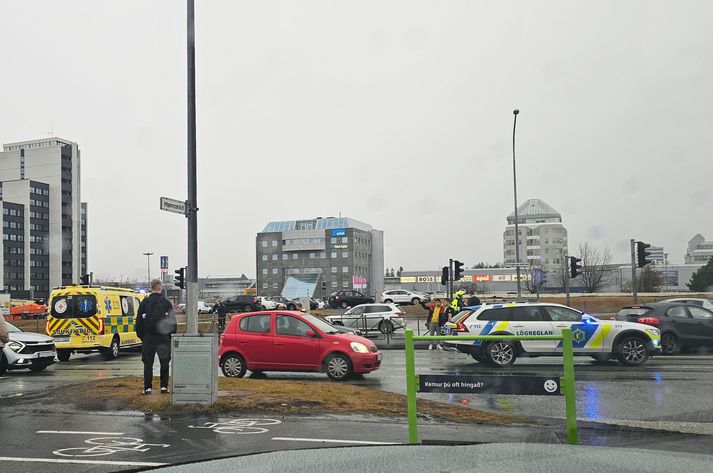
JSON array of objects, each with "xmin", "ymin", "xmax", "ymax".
[
  {"xmin": 396, "ymin": 311, "xmax": 406, "ymax": 316},
  {"xmin": 636, "ymin": 316, "xmax": 660, "ymax": 325}
]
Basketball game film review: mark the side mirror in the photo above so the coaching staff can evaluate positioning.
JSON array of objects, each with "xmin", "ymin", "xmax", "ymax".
[{"xmin": 305, "ymin": 329, "xmax": 316, "ymax": 338}]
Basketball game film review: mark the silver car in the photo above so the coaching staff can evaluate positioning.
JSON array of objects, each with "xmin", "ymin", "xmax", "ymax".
[
  {"xmin": 661, "ymin": 298, "xmax": 713, "ymax": 311},
  {"xmin": 326, "ymin": 303, "xmax": 407, "ymax": 335},
  {"xmin": 1, "ymin": 321, "xmax": 56, "ymax": 374},
  {"xmin": 380, "ymin": 290, "xmax": 430, "ymax": 305}
]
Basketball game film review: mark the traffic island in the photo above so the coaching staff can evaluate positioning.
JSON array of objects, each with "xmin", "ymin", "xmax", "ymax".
[{"xmin": 55, "ymin": 375, "xmax": 530, "ymax": 425}]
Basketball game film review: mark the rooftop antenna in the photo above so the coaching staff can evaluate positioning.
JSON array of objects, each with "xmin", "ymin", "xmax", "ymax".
[
  {"xmin": 339, "ymin": 211, "xmax": 342, "ymax": 218},
  {"xmin": 47, "ymin": 121, "xmax": 53, "ymax": 137}
]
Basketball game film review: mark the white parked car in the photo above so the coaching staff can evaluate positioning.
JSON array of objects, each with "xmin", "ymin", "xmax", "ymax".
[
  {"xmin": 443, "ymin": 302, "xmax": 661, "ymax": 367},
  {"xmin": 1, "ymin": 321, "xmax": 56, "ymax": 375},
  {"xmin": 326, "ymin": 303, "xmax": 407, "ymax": 335},
  {"xmin": 661, "ymin": 298, "xmax": 713, "ymax": 311},
  {"xmin": 197, "ymin": 301, "xmax": 211, "ymax": 313},
  {"xmin": 257, "ymin": 296, "xmax": 278, "ymax": 310},
  {"xmin": 380, "ymin": 290, "xmax": 430, "ymax": 305}
]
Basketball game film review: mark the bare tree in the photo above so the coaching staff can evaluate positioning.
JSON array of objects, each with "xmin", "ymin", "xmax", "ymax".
[
  {"xmin": 551, "ymin": 249, "xmax": 570, "ymax": 291},
  {"xmin": 578, "ymin": 242, "xmax": 613, "ymax": 293}
]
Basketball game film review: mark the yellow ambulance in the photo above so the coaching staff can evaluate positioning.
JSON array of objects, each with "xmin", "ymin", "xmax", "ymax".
[{"xmin": 46, "ymin": 285, "xmax": 146, "ymax": 362}]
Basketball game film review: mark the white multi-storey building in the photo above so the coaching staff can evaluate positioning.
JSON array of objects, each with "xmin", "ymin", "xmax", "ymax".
[{"xmin": 503, "ymin": 199, "xmax": 567, "ymax": 274}]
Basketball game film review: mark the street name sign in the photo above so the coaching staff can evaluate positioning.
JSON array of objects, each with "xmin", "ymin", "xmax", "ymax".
[
  {"xmin": 160, "ymin": 197, "xmax": 187, "ymax": 216},
  {"xmin": 418, "ymin": 374, "xmax": 561, "ymax": 395}
]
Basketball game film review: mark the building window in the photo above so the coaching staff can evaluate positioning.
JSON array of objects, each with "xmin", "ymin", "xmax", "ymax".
[
  {"xmin": 262, "ymin": 255, "xmax": 268, "ymax": 261},
  {"xmin": 320, "ymin": 252, "xmax": 326, "ymax": 259},
  {"xmin": 342, "ymin": 252, "xmax": 348, "ymax": 258},
  {"xmin": 331, "ymin": 252, "xmax": 337, "ymax": 258},
  {"xmin": 342, "ymin": 267, "xmax": 348, "ymax": 273},
  {"xmin": 262, "ymin": 269, "xmax": 268, "ymax": 275},
  {"xmin": 331, "ymin": 267, "xmax": 337, "ymax": 273},
  {"xmin": 292, "ymin": 254, "xmax": 298, "ymax": 260},
  {"xmin": 272, "ymin": 282, "xmax": 278, "ymax": 289},
  {"xmin": 342, "ymin": 281, "xmax": 349, "ymax": 288},
  {"xmin": 309, "ymin": 253, "xmax": 315, "ymax": 259},
  {"xmin": 272, "ymin": 241, "xmax": 277, "ymax": 247},
  {"xmin": 282, "ymin": 254, "xmax": 288, "ymax": 260},
  {"xmin": 331, "ymin": 281, "xmax": 338, "ymax": 288},
  {"xmin": 261, "ymin": 241, "xmax": 267, "ymax": 248},
  {"xmin": 331, "ymin": 238, "xmax": 336, "ymax": 244},
  {"xmin": 272, "ymin": 269, "xmax": 278, "ymax": 274},
  {"xmin": 272, "ymin": 255, "xmax": 278, "ymax": 261},
  {"xmin": 342, "ymin": 237, "xmax": 348, "ymax": 244}
]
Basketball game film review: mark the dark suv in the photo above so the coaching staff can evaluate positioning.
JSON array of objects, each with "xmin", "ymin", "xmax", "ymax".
[
  {"xmin": 616, "ymin": 302, "xmax": 713, "ymax": 354},
  {"xmin": 328, "ymin": 290, "xmax": 374, "ymax": 309},
  {"xmin": 222, "ymin": 295, "xmax": 262, "ymax": 313}
]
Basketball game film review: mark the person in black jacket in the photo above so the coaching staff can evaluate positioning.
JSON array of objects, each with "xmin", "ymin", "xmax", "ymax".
[
  {"xmin": 210, "ymin": 300, "xmax": 228, "ymax": 332},
  {"xmin": 135, "ymin": 279, "xmax": 176, "ymax": 395}
]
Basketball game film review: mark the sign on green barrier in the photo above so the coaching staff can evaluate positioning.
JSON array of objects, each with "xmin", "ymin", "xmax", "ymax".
[{"xmin": 404, "ymin": 329, "xmax": 578, "ymax": 445}]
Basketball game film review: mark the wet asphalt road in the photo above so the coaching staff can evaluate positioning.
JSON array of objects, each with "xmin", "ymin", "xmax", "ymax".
[
  {"xmin": 4, "ymin": 344, "xmax": 713, "ymax": 428},
  {"xmin": 3, "ymin": 339, "xmax": 713, "ymax": 471}
]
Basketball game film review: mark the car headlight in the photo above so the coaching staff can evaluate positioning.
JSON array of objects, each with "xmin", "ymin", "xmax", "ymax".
[
  {"xmin": 350, "ymin": 342, "xmax": 369, "ymax": 353},
  {"xmin": 8, "ymin": 341, "xmax": 24, "ymax": 352},
  {"xmin": 645, "ymin": 328, "xmax": 660, "ymax": 337}
]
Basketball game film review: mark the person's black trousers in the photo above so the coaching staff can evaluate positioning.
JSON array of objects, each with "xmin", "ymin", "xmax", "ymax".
[{"xmin": 141, "ymin": 334, "xmax": 171, "ymax": 389}]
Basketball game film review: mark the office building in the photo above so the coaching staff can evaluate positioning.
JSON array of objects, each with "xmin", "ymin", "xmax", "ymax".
[
  {"xmin": 503, "ymin": 199, "xmax": 567, "ymax": 274},
  {"xmin": 0, "ymin": 138, "xmax": 87, "ymax": 296},
  {"xmin": 646, "ymin": 246, "xmax": 665, "ymax": 265},
  {"xmin": 685, "ymin": 234, "xmax": 713, "ymax": 264},
  {"xmin": 198, "ymin": 274, "xmax": 256, "ymax": 302},
  {"xmin": 256, "ymin": 216, "xmax": 384, "ymax": 299}
]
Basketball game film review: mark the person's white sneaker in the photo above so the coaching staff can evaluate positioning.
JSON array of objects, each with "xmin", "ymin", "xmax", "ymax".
[
  {"xmin": 428, "ymin": 345, "xmax": 433, "ymax": 350},
  {"xmin": 436, "ymin": 345, "xmax": 444, "ymax": 350}
]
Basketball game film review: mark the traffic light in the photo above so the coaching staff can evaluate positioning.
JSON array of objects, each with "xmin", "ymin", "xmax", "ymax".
[
  {"xmin": 441, "ymin": 266, "xmax": 449, "ymax": 285},
  {"xmin": 174, "ymin": 267, "xmax": 186, "ymax": 289},
  {"xmin": 636, "ymin": 241, "xmax": 652, "ymax": 268},
  {"xmin": 453, "ymin": 260, "xmax": 464, "ymax": 281},
  {"xmin": 80, "ymin": 274, "xmax": 90, "ymax": 285},
  {"xmin": 569, "ymin": 256, "xmax": 582, "ymax": 278}
]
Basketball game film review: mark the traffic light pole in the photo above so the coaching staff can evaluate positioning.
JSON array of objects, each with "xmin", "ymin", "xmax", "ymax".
[
  {"xmin": 565, "ymin": 258, "xmax": 571, "ymax": 307},
  {"xmin": 630, "ymin": 239, "xmax": 638, "ymax": 305},
  {"xmin": 448, "ymin": 259, "xmax": 453, "ymax": 301}
]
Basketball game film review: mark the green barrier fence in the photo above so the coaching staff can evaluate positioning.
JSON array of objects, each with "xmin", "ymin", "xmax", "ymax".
[{"xmin": 404, "ymin": 328, "xmax": 578, "ymax": 445}]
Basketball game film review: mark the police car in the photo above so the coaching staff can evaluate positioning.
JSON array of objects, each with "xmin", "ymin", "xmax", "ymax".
[{"xmin": 442, "ymin": 302, "xmax": 661, "ymax": 367}]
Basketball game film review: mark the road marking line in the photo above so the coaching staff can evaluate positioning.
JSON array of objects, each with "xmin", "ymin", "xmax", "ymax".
[
  {"xmin": 0, "ymin": 456, "xmax": 167, "ymax": 467},
  {"xmin": 36, "ymin": 430, "xmax": 125, "ymax": 435},
  {"xmin": 272, "ymin": 437, "xmax": 398, "ymax": 445}
]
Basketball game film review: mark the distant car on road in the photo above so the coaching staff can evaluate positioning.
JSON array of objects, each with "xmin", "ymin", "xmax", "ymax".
[
  {"xmin": 1, "ymin": 321, "xmax": 56, "ymax": 375},
  {"xmin": 222, "ymin": 295, "xmax": 262, "ymax": 313},
  {"xmin": 380, "ymin": 289, "xmax": 429, "ymax": 305},
  {"xmin": 218, "ymin": 311, "xmax": 381, "ymax": 381},
  {"xmin": 326, "ymin": 303, "xmax": 406, "ymax": 335},
  {"xmin": 660, "ymin": 298, "xmax": 713, "ymax": 311},
  {"xmin": 197, "ymin": 301, "xmax": 211, "ymax": 314},
  {"xmin": 443, "ymin": 302, "xmax": 661, "ymax": 366},
  {"xmin": 328, "ymin": 290, "xmax": 374, "ymax": 309},
  {"xmin": 257, "ymin": 296, "xmax": 278, "ymax": 311},
  {"xmin": 616, "ymin": 302, "xmax": 713, "ymax": 355},
  {"xmin": 268, "ymin": 296, "xmax": 302, "ymax": 311}
]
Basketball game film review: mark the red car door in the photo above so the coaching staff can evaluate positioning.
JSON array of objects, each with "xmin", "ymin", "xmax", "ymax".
[
  {"xmin": 272, "ymin": 314, "xmax": 322, "ymax": 370},
  {"xmin": 236, "ymin": 313, "xmax": 275, "ymax": 369}
]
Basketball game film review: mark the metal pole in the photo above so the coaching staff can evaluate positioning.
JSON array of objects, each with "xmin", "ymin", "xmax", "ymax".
[
  {"xmin": 630, "ymin": 239, "xmax": 637, "ymax": 305},
  {"xmin": 404, "ymin": 329, "xmax": 419, "ymax": 444},
  {"xmin": 186, "ymin": 0, "xmax": 198, "ymax": 334},
  {"xmin": 143, "ymin": 252, "xmax": 153, "ymax": 285},
  {"xmin": 561, "ymin": 328, "xmax": 578, "ymax": 445},
  {"xmin": 512, "ymin": 109, "xmax": 522, "ymax": 300},
  {"xmin": 448, "ymin": 259, "xmax": 454, "ymax": 301},
  {"xmin": 565, "ymin": 252, "xmax": 571, "ymax": 307}
]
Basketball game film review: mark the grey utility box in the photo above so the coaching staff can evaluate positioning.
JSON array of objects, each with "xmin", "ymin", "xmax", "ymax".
[{"xmin": 171, "ymin": 333, "xmax": 218, "ymax": 405}]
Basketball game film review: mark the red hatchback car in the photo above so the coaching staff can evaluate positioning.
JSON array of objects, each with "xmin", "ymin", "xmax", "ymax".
[{"xmin": 219, "ymin": 311, "xmax": 382, "ymax": 381}]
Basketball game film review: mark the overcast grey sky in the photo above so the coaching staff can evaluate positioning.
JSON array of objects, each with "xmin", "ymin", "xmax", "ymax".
[{"xmin": 2, "ymin": 1, "xmax": 712, "ymax": 280}]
